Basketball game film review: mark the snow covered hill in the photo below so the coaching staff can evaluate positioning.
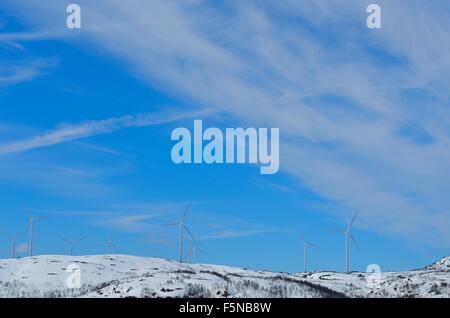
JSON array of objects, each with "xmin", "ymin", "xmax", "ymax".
[
  {"xmin": 299, "ymin": 257, "xmax": 450, "ymax": 298},
  {"xmin": 0, "ymin": 255, "xmax": 449, "ymax": 298}
]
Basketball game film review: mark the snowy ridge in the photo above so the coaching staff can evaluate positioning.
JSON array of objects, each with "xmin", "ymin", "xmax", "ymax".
[
  {"xmin": 425, "ymin": 256, "xmax": 450, "ymax": 271},
  {"xmin": 0, "ymin": 255, "xmax": 343, "ymax": 298},
  {"xmin": 0, "ymin": 255, "xmax": 449, "ymax": 298}
]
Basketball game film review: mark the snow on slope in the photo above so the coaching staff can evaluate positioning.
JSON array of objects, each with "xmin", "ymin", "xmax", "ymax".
[
  {"xmin": 299, "ymin": 257, "xmax": 450, "ymax": 298},
  {"xmin": 426, "ymin": 256, "xmax": 450, "ymax": 271},
  {"xmin": 0, "ymin": 255, "xmax": 343, "ymax": 298},
  {"xmin": 0, "ymin": 255, "xmax": 449, "ymax": 298}
]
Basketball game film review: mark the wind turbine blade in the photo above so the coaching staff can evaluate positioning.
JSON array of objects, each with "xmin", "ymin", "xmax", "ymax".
[
  {"xmin": 17, "ymin": 230, "xmax": 28, "ymax": 239},
  {"xmin": 309, "ymin": 243, "xmax": 319, "ymax": 247},
  {"xmin": 197, "ymin": 248, "xmax": 207, "ymax": 254},
  {"xmin": 29, "ymin": 216, "xmax": 48, "ymax": 224},
  {"xmin": 24, "ymin": 206, "xmax": 31, "ymax": 218},
  {"xmin": 0, "ymin": 232, "xmax": 13, "ymax": 239},
  {"xmin": 184, "ymin": 225, "xmax": 194, "ymax": 240},
  {"xmin": 58, "ymin": 235, "xmax": 70, "ymax": 244},
  {"xmin": 182, "ymin": 206, "xmax": 190, "ymax": 219},
  {"xmin": 329, "ymin": 229, "xmax": 345, "ymax": 233},
  {"xmin": 348, "ymin": 212, "xmax": 358, "ymax": 230},
  {"xmin": 112, "ymin": 243, "xmax": 118, "ymax": 251},
  {"xmin": 300, "ymin": 231, "xmax": 305, "ymax": 243},
  {"xmin": 162, "ymin": 223, "xmax": 178, "ymax": 227},
  {"xmin": 349, "ymin": 233, "xmax": 359, "ymax": 249}
]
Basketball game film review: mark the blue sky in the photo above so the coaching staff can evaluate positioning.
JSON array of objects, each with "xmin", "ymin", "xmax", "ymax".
[{"xmin": 0, "ymin": 0, "xmax": 450, "ymax": 273}]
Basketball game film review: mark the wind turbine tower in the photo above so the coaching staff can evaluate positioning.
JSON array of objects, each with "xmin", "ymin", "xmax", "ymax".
[
  {"xmin": 188, "ymin": 236, "xmax": 206, "ymax": 263},
  {"xmin": 1, "ymin": 230, "xmax": 27, "ymax": 258},
  {"xmin": 191, "ymin": 241, "xmax": 206, "ymax": 263},
  {"xmin": 300, "ymin": 232, "xmax": 318, "ymax": 273},
  {"xmin": 101, "ymin": 232, "xmax": 117, "ymax": 254},
  {"xmin": 164, "ymin": 207, "xmax": 194, "ymax": 263},
  {"xmin": 59, "ymin": 235, "xmax": 84, "ymax": 256},
  {"xmin": 25, "ymin": 208, "xmax": 48, "ymax": 257},
  {"xmin": 333, "ymin": 213, "xmax": 358, "ymax": 274}
]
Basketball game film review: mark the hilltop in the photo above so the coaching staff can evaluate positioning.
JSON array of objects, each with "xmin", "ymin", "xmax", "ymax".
[{"xmin": 0, "ymin": 255, "xmax": 449, "ymax": 298}]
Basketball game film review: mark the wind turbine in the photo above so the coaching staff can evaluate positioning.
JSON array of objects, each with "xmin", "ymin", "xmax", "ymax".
[
  {"xmin": 0, "ymin": 230, "xmax": 28, "ymax": 258},
  {"xmin": 191, "ymin": 240, "xmax": 206, "ymax": 263},
  {"xmin": 185, "ymin": 241, "xmax": 193, "ymax": 263},
  {"xmin": 25, "ymin": 208, "xmax": 48, "ymax": 257},
  {"xmin": 300, "ymin": 232, "xmax": 318, "ymax": 273},
  {"xmin": 163, "ymin": 207, "xmax": 194, "ymax": 263},
  {"xmin": 100, "ymin": 232, "xmax": 118, "ymax": 254},
  {"xmin": 333, "ymin": 213, "xmax": 358, "ymax": 274},
  {"xmin": 59, "ymin": 235, "xmax": 85, "ymax": 256},
  {"xmin": 186, "ymin": 235, "xmax": 206, "ymax": 263}
]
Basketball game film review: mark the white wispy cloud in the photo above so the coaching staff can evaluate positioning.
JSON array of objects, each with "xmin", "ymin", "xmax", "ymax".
[
  {"xmin": 0, "ymin": 109, "xmax": 212, "ymax": 155},
  {"xmin": 0, "ymin": 30, "xmax": 64, "ymax": 42},
  {"xmin": 198, "ymin": 228, "xmax": 281, "ymax": 240},
  {"xmin": 101, "ymin": 214, "xmax": 164, "ymax": 230},
  {"xmin": 0, "ymin": 59, "xmax": 58, "ymax": 87},
  {"xmin": 3, "ymin": 0, "xmax": 450, "ymax": 246},
  {"xmin": 30, "ymin": 202, "xmax": 190, "ymax": 230},
  {"xmin": 71, "ymin": 141, "xmax": 123, "ymax": 156},
  {"xmin": 142, "ymin": 237, "xmax": 174, "ymax": 246}
]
